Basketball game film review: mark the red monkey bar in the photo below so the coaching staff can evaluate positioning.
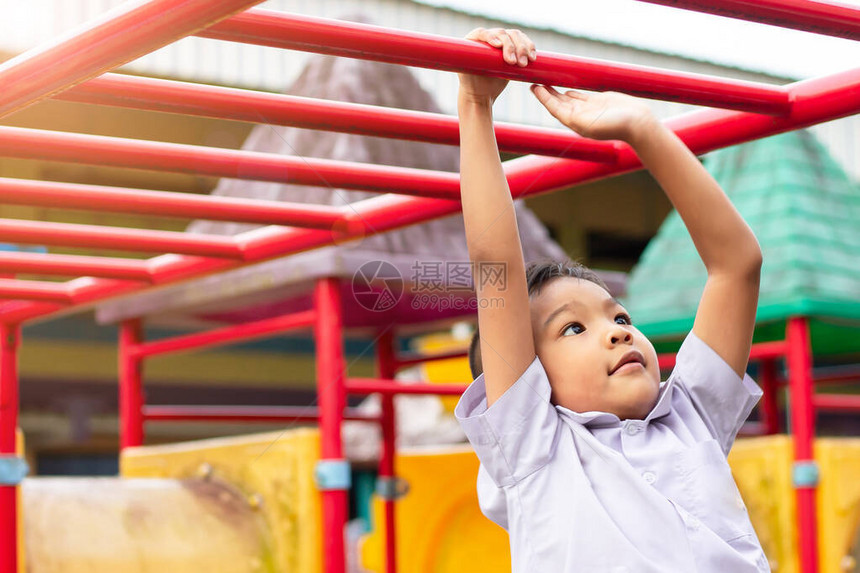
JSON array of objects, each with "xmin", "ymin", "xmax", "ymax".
[{"xmin": 0, "ymin": 3, "xmax": 858, "ymax": 573}]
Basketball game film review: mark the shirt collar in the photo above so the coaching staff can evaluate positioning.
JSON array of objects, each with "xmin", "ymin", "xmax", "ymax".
[{"xmin": 555, "ymin": 377, "xmax": 676, "ymax": 428}]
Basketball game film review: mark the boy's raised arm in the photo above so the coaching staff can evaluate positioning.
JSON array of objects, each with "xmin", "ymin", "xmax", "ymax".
[
  {"xmin": 533, "ymin": 87, "xmax": 762, "ymax": 377},
  {"xmin": 459, "ymin": 28, "xmax": 538, "ymax": 406}
]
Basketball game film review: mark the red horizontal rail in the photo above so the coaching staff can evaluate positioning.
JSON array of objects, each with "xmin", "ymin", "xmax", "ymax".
[
  {"xmin": 636, "ymin": 0, "xmax": 860, "ymax": 41},
  {"xmin": 0, "ymin": 279, "xmax": 71, "ymax": 303},
  {"xmin": 346, "ymin": 378, "xmax": 468, "ymax": 396},
  {"xmin": 0, "ymin": 252, "xmax": 151, "ymax": 281},
  {"xmin": 132, "ymin": 310, "xmax": 316, "ymax": 358},
  {"xmin": 0, "ymin": 177, "xmax": 344, "ymax": 229},
  {"xmin": 3, "ymin": 67, "xmax": 859, "ymax": 326},
  {"xmin": 812, "ymin": 393, "xmax": 860, "ymax": 412},
  {"xmin": 0, "ymin": 218, "xmax": 243, "ymax": 258},
  {"xmin": 0, "ymin": 0, "xmax": 263, "ymax": 118},
  {"xmin": 60, "ymin": 73, "xmax": 618, "ymax": 162},
  {"xmin": 749, "ymin": 340, "xmax": 790, "ymax": 360},
  {"xmin": 813, "ymin": 365, "xmax": 860, "ymax": 386},
  {"xmin": 143, "ymin": 405, "xmax": 379, "ymax": 423},
  {"xmin": 200, "ymin": 9, "xmax": 792, "ymax": 114},
  {"xmin": 658, "ymin": 340, "xmax": 788, "ymax": 371},
  {"xmin": 0, "ymin": 126, "xmax": 460, "ymax": 200}
]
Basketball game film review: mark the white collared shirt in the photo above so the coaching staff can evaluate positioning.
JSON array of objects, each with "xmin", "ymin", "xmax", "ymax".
[{"xmin": 455, "ymin": 332, "xmax": 769, "ymax": 572}]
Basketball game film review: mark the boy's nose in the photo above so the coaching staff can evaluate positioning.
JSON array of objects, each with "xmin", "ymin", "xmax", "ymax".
[{"xmin": 608, "ymin": 329, "xmax": 632, "ymax": 345}]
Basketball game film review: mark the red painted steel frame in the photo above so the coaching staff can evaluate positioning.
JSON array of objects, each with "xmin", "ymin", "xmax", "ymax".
[
  {"xmin": 119, "ymin": 319, "xmax": 144, "ymax": 449},
  {"xmin": 57, "ymin": 73, "xmax": 619, "ymax": 162},
  {"xmin": 376, "ymin": 330, "xmax": 399, "ymax": 573},
  {"xmin": 0, "ymin": 177, "xmax": 345, "ymax": 230},
  {"xmin": 143, "ymin": 405, "xmax": 379, "ymax": 424},
  {"xmin": 0, "ymin": 252, "xmax": 152, "ymax": 281},
  {"xmin": 131, "ymin": 311, "xmax": 316, "ymax": 358},
  {"xmin": 200, "ymin": 10, "xmax": 792, "ymax": 114},
  {"xmin": 0, "ymin": 126, "xmax": 462, "ymax": 200},
  {"xmin": 0, "ymin": 324, "xmax": 20, "ymax": 573},
  {"xmin": 0, "ymin": 0, "xmax": 265, "ymax": 118},
  {"xmin": 759, "ymin": 359, "xmax": 782, "ymax": 435},
  {"xmin": 636, "ymin": 0, "xmax": 860, "ymax": 40},
  {"xmin": 786, "ymin": 317, "xmax": 819, "ymax": 573},
  {"xmin": 314, "ymin": 278, "xmax": 348, "ymax": 573},
  {"xmin": 346, "ymin": 379, "xmax": 469, "ymax": 396},
  {"xmin": 812, "ymin": 394, "xmax": 860, "ymax": 412}
]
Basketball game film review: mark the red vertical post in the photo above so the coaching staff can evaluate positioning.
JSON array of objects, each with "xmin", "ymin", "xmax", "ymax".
[
  {"xmin": 759, "ymin": 359, "xmax": 781, "ymax": 435},
  {"xmin": 118, "ymin": 319, "xmax": 144, "ymax": 449},
  {"xmin": 786, "ymin": 317, "xmax": 818, "ymax": 573},
  {"xmin": 376, "ymin": 329, "xmax": 398, "ymax": 573},
  {"xmin": 0, "ymin": 323, "xmax": 21, "ymax": 573},
  {"xmin": 314, "ymin": 278, "xmax": 348, "ymax": 573}
]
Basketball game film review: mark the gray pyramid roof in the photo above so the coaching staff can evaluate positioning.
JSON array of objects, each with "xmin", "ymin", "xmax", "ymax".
[{"xmin": 96, "ymin": 54, "xmax": 567, "ymax": 331}]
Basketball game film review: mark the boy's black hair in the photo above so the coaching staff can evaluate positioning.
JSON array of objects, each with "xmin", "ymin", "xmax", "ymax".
[{"xmin": 467, "ymin": 259, "xmax": 608, "ymax": 379}]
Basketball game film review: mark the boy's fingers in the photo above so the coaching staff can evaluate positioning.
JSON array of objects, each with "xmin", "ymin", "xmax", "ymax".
[
  {"xmin": 564, "ymin": 89, "xmax": 587, "ymax": 101},
  {"xmin": 531, "ymin": 85, "xmax": 564, "ymax": 116},
  {"xmin": 508, "ymin": 29, "xmax": 533, "ymax": 66}
]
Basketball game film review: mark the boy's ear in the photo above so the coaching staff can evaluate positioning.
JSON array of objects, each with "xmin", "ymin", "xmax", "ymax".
[{"xmin": 468, "ymin": 328, "xmax": 483, "ymax": 379}]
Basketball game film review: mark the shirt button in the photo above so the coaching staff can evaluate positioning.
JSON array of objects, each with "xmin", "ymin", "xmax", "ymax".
[
  {"xmin": 624, "ymin": 423, "xmax": 642, "ymax": 435},
  {"xmin": 642, "ymin": 471, "xmax": 657, "ymax": 485}
]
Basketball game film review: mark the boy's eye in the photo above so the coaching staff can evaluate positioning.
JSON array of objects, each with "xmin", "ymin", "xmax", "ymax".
[
  {"xmin": 615, "ymin": 313, "xmax": 632, "ymax": 325},
  {"xmin": 562, "ymin": 322, "xmax": 584, "ymax": 336}
]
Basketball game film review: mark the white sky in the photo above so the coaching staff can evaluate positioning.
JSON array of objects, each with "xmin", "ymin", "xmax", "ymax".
[{"xmin": 417, "ymin": 0, "xmax": 860, "ymax": 79}]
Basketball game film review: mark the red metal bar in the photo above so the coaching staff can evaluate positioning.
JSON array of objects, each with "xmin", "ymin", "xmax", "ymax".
[
  {"xmin": 314, "ymin": 278, "xmax": 348, "ymax": 573},
  {"xmin": 0, "ymin": 324, "xmax": 20, "ymax": 573},
  {"xmin": 376, "ymin": 329, "xmax": 399, "ymax": 573},
  {"xmin": 658, "ymin": 340, "xmax": 788, "ymax": 371},
  {"xmin": 119, "ymin": 319, "xmax": 144, "ymax": 449},
  {"xmin": 346, "ymin": 378, "xmax": 468, "ymax": 396},
  {"xmin": 0, "ymin": 177, "xmax": 344, "ymax": 230},
  {"xmin": 749, "ymin": 340, "xmax": 790, "ymax": 360},
  {"xmin": 657, "ymin": 353, "xmax": 677, "ymax": 370},
  {"xmin": 201, "ymin": 10, "xmax": 792, "ymax": 114},
  {"xmin": 812, "ymin": 365, "xmax": 860, "ymax": 386},
  {"xmin": 59, "ymin": 73, "xmax": 618, "ymax": 162},
  {"xmin": 759, "ymin": 359, "xmax": 781, "ymax": 434},
  {"xmin": 143, "ymin": 405, "xmax": 379, "ymax": 423},
  {"xmin": 132, "ymin": 310, "xmax": 316, "ymax": 358},
  {"xmin": 786, "ymin": 317, "xmax": 818, "ymax": 573},
  {"xmin": 0, "ymin": 279, "xmax": 72, "ymax": 303},
  {"xmin": 811, "ymin": 394, "xmax": 860, "ymax": 412},
  {"xmin": 636, "ymin": 0, "xmax": 860, "ymax": 41},
  {"xmin": 0, "ymin": 126, "xmax": 461, "ymax": 200},
  {"xmin": 0, "ymin": 218, "xmax": 243, "ymax": 258},
  {"xmin": 394, "ymin": 348, "xmax": 468, "ymax": 369},
  {"xmin": 0, "ymin": 0, "xmax": 264, "ymax": 118},
  {"xmin": 0, "ymin": 251, "xmax": 152, "ymax": 281}
]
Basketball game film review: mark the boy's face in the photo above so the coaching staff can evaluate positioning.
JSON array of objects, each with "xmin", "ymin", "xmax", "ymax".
[{"xmin": 530, "ymin": 277, "xmax": 660, "ymax": 420}]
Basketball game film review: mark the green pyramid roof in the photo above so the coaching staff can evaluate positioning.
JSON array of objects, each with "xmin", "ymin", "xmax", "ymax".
[{"xmin": 624, "ymin": 130, "xmax": 860, "ymax": 356}]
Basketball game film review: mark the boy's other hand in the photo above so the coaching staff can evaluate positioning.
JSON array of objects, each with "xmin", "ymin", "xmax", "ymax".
[
  {"xmin": 459, "ymin": 28, "xmax": 536, "ymax": 106},
  {"xmin": 531, "ymin": 85, "xmax": 655, "ymax": 143}
]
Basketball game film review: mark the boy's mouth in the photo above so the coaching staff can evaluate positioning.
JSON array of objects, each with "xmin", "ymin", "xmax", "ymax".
[{"xmin": 609, "ymin": 350, "xmax": 646, "ymax": 375}]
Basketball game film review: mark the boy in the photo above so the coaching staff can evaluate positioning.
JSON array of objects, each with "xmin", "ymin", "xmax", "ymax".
[{"xmin": 454, "ymin": 28, "xmax": 769, "ymax": 572}]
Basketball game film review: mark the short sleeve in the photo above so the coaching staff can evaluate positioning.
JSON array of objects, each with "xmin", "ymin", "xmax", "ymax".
[
  {"xmin": 454, "ymin": 356, "xmax": 561, "ymax": 487},
  {"xmin": 671, "ymin": 332, "xmax": 763, "ymax": 454}
]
